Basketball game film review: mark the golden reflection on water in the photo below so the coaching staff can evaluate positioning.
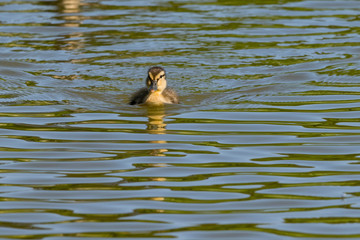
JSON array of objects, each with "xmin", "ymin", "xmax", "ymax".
[
  {"xmin": 146, "ymin": 106, "xmax": 169, "ymax": 156},
  {"xmin": 58, "ymin": 0, "xmax": 82, "ymax": 15},
  {"xmin": 146, "ymin": 106, "xmax": 167, "ymax": 135},
  {"xmin": 57, "ymin": 0, "xmax": 84, "ymax": 50}
]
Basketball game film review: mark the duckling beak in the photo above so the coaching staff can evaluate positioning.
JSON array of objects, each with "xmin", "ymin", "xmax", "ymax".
[{"xmin": 149, "ymin": 81, "xmax": 158, "ymax": 92}]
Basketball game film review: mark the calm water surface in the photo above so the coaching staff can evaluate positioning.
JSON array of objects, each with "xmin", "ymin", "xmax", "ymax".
[{"xmin": 1, "ymin": 0, "xmax": 360, "ymax": 239}]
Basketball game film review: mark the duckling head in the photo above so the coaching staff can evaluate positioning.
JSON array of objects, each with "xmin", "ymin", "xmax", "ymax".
[{"xmin": 146, "ymin": 66, "xmax": 167, "ymax": 93}]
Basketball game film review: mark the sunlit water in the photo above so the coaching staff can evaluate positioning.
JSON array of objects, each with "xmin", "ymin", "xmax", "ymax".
[{"xmin": 1, "ymin": 0, "xmax": 360, "ymax": 239}]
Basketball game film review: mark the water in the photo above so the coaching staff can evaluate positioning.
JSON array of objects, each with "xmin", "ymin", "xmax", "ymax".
[{"xmin": 1, "ymin": 0, "xmax": 360, "ymax": 239}]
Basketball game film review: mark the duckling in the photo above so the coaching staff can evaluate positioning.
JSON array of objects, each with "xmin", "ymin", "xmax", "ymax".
[{"xmin": 129, "ymin": 66, "xmax": 179, "ymax": 105}]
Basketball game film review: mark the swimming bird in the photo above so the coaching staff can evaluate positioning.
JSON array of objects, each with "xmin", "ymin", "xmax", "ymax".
[{"xmin": 129, "ymin": 66, "xmax": 179, "ymax": 105}]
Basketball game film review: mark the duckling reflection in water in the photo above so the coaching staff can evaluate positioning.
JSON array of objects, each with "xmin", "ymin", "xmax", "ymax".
[
  {"xmin": 129, "ymin": 66, "xmax": 179, "ymax": 105},
  {"xmin": 146, "ymin": 106, "xmax": 168, "ymax": 156},
  {"xmin": 146, "ymin": 106, "xmax": 167, "ymax": 134}
]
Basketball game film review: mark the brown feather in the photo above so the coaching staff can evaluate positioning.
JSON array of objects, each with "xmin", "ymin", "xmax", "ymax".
[
  {"xmin": 129, "ymin": 87, "xmax": 149, "ymax": 105},
  {"xmin": 162, "ymin": 87, "xmax": 179, "ymax": 104}
]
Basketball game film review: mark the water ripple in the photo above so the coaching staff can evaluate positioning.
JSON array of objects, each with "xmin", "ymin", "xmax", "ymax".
[{"xmin": 0, "ymin": 0, "xmax": 360, "ymax": 239}]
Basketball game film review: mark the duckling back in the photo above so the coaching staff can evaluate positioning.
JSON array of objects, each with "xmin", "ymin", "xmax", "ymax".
[
  {"xmin": 129, "ymin": 87, "xmax": 179, "ymax": 105},
  {"xmin": 162, "ymin": 87, "xmax": 179, "ymax": 104},
  {"xmin": 129, "ymin": 87, "xmax": 149, "ymax": 105}
]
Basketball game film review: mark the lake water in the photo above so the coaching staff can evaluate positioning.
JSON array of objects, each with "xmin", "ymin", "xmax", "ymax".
[{"xmin": 1, "ymin": 0, "xmax": 360, "ymax": 239}]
